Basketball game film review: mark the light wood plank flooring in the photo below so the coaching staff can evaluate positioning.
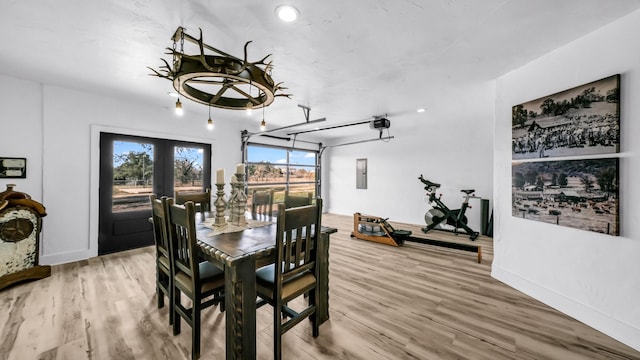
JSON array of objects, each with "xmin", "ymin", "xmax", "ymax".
[{"xmin": 1, "ymin": 213, "xmax": 638, "ymax": 359}]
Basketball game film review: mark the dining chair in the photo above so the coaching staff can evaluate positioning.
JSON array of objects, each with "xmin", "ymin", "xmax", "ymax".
[
  {"xmin": 255, "ymin": 198, "xmax": 323, "ymax": 360},
  {"xmin": 167, "ymin": 200, "xmax": 225, "ymax": 360},
  {"xmin": 251, "ymin": 189, "xmax": 274, "ymax": 220},
  {"xmin": 149, "ymin": 194, "xmax": 174, "ymax": 325},
  {"xmin": 283, "ymin": 190, "xmax": 313, "ymax": 209},
  {"xmin": 174, "ymin": 188, "xmax": 211, "ymax": 220}
]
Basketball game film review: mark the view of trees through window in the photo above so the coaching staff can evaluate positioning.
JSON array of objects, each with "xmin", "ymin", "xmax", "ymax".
[
  {"xmin": 112, "ymin": 141, "xmax": 154, "ymax": 212},
  {"xmin": 246, "ymin": 144, "xmax": 318, "ymax": 207},
  {"xmin": 112, "ymin": 140, "xmax": 205, "ymax": 212},
  {"xmin": 109, "ymin": 140, "xmax": 316, "ymax": 213},
  {"xmin": 173, "ymin": 146, "xmax": 205, "ymax": 191}
]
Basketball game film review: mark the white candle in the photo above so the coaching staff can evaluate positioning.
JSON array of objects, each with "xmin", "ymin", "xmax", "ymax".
[
  {"xmin": 216, "ymin": 168, "xmax": 224, "ymax": 184},
  {"xmin": 236, "ymin": 163, "xmax": 245, "ymax": 174},
  {"xmin": 230, "ymin": 175, "xmax": 236, "ymax": 184}
]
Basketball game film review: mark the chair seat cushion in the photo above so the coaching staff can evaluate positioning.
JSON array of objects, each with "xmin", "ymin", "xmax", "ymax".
[
  {"xmin": 256, "ymin": 264, "xmax": 316, "ymax": 301},
  {"xmin": 175, "ymin": 261, "xmax": 225, "ymax": 296},
  {"xmin": 199, "ymin": 261, "xmax": 223, "ymax": 280}
]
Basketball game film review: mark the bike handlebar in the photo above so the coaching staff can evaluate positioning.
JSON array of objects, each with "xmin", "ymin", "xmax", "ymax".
[{"xmin": 418, "ymin": 174, "xmax": 440, "ymax": 191}]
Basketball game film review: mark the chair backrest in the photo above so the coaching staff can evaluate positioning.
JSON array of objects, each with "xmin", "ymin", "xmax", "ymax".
[
  {"xmin": 251, "ymin": 189, "xmax": 274, "ymax": 220},
  {"xmin": 150, "ymin": 194, "xmax": 173, "ymax": 264},
  {"xmin": 283, "ymin": 190, "xmax": 313, "ymax": 209},
  {"xmin": 167, "ymin": 201, "xmax": 201, "ymax": 288},
  {"xmin": 274, "ymin": 198, "xmax": 323, "ymax": 290},
  {"xmin": 174, "ymin": 188, "xmax": 211, "ymax": 219}
]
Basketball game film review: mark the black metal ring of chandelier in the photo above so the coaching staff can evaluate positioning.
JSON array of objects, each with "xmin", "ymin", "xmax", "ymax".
[
  {"xmin": 149, "ymin": 27, "xmax": 290, "ymax": 111},
  {"xmin": 172, "ymin": 55, "xmax": 275, "ymax": 110}
]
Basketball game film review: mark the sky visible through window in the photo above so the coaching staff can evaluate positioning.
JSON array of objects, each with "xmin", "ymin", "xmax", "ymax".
[
  {"xmin": 114, "ymin": 142, "xmax": 313, "ymax": 169},
  {"xmin": 248, "ymin": 146, "xmax": 316, "ymax": 166},
  {"xmin": 114, "ymin": 141, "xmax": 204, "ymax": 167},
  {"xmin": 113, "ymin": 141, "xmax": 153, "ymax": 166}
]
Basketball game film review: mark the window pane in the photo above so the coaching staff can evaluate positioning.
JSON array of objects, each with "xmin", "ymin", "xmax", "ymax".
[
  {"xmin": 247, "ymin": 163, "xmax": 286, "ymax": 184},
  {"xmin": 247, "ymin": 145, "xmax": 287, "ymax": 164},
  {"xmin": 288, "ymin": 165, "xmax": 316, "ymax": 183},
  {"xmin": 112, "ymin": 141, "xmax": 154, "ymax": 212},
  {"xmin": 174, "ymin": 146, "xmax": 205, "ymax": 193},
  {"xmin": 246, "ymin": 144, "xmax": 318, "ymax": 204},
  {"xmin": 289, "ymin": 150, "xmax": 316, "ymax": 165}
]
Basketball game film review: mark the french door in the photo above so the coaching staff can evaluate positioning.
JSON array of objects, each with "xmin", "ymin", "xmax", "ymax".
[{"xmin": 98, "ymin": 132, "xmax": 211, "ymax": 255}]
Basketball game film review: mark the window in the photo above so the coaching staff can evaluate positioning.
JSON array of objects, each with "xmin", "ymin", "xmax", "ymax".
[
  {"xmin": 108, "ymin": 137, "xmax": 210, "ymax": 213},
  {"xmin": 112, "ymin": 140, "xmax": 154, "ymax": 212},
  {"xmin": 173, "ymin": 146, "xmax": 206, "ymax": 193},
  {"xmin": 100, "ymin": 132, "xmax": 211, "ymax": 254},
  {"xmin": 246, "ymin": 144, "xmax": 318, "ymax": 206}
]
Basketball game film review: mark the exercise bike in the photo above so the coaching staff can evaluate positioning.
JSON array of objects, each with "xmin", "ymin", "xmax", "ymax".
[{"xmin": 419, "ymin": 175, "xmax": 479, "ymax": 240}]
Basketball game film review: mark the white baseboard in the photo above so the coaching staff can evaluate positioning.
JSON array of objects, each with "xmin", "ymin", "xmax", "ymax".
[
  {"xmin": 40, "ymin": 249, "xmax": 95, "ymax": 266},
  {"xmin": 492, "ymin": 265, "xmax": 640, "ymax": 352}
]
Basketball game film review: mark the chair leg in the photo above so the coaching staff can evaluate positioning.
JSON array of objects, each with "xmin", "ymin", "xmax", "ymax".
[
  {"xmin": 274, "ymin": 300, "xmax": 282, "ymax": 360},
  {"xmin": 219, "ymin": 291, "xmax": 225, "ymax": 313},
  {"xmin": 311, "ymin": 289, "xmax": 319, "ymax": 337},
  {"xmin": 168, "ymin": 280, "xmax": 174, "ymax": 326},
  {"xmin": 192, "ymin": 302, "xmax": 201, "ymax": 360},
  {"xmin": 157, "ymin": 286, "xmax": 164, "ymax": 308},
  {"xmin": 157, "ymin": 270, "xmax": 164, "ymax": 308},
  {"xmin": 311, "ymin": 312, "xmax": 319, "ymax": 338},
  {"xmin": 173, "ymin": 288, "xmax": 181, "ymax": 336}
]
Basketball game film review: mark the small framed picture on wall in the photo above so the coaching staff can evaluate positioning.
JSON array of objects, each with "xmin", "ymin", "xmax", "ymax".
[{"xmin": 0, "ymin": 157, "xmax": 27, "ymax": 178}]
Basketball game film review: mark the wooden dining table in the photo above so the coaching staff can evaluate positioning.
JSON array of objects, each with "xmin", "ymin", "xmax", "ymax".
[{"xmin": 195, "ymin": 218, "xmax": 337, "ymax": 360}]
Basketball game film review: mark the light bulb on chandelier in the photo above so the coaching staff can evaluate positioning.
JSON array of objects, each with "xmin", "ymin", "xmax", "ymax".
[
  {"xmin": 260, "ymin": 103, "xmax": 266, "ymax": 131},
  {"xmin": 207, "ymin": 105, "xmax": 214, "ymax": 131},
  {"xmin": 175, "ymin": 98, "xmax": 184, "ymax": 116},
  {"xmin": 175, "ymin": 78, "xmax": 184, "ymax": 116}
]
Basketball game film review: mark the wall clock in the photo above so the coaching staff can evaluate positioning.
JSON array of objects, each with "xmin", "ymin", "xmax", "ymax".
[{"xmin": 0, "ymin": 216, "xmax": 35, "ymax": 242}]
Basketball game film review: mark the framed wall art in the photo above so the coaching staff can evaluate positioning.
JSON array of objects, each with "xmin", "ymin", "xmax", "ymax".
[
  {"xmin": 0, "ymin": 157, "xmax": 27, "ymax": 179},
  {"xmin": 512, "ymin": 74, "xmax": 620, "ymax": 160},
  {"xmin": 512, "ymin": 158, "xmax": 619, "ymax": 236}
]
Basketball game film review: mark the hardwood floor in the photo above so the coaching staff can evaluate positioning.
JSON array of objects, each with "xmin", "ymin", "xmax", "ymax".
[{"xmin": 1, "ymin": 213, "xmax": 638, "ymax": 359}]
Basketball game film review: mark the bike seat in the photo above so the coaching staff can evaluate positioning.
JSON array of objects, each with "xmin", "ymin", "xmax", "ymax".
[{"xmin": 461, "ymin": 189, "xmax": 475, "ymax": 194}]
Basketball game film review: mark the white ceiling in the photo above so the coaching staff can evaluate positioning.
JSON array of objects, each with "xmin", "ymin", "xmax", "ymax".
[{"xmin": 2, "ymin": 0, "xmax": 639, "ymax": 139}]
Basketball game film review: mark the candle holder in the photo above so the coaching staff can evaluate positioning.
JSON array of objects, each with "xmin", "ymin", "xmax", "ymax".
[
  {"xmin": 228, "ymin": 177, "xmax": 238, "ymax": 223},
  {"xmin": 214, "ymin": 183, "xmax": 227, "ymax": 226},
  {"xmin": 232, "ymin": 172, "xmax": 247, "ymax": 226}
]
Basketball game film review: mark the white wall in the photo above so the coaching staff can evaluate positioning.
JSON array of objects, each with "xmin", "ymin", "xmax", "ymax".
[
  {"xmin": 324, "ymin": 81, "xmax": 495, "ymax": 229},
  {"xmin": 493, "ymin": 10, "xmax": 640, "ymax": 351},
  {"xmin": 0, "ymin": 77, "xmax": 246, "ymax": 265},
  {"xmin": 0, "ymin": 75, "xmax": 43, "ymax": 200}
]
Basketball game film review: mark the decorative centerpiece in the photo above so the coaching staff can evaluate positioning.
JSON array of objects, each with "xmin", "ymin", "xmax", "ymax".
[
  {"xmin": 230, "ymin": 164, "xmax": 247, "ymax": 227},
  {"xmin": 213, "ymin": 169, "xmax": 227, "ymax": 226}
]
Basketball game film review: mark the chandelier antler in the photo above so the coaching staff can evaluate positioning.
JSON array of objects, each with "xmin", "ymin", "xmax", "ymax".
[{"xmin": 148, "ymin": 27, "xmax": 291, "ymax": 110}]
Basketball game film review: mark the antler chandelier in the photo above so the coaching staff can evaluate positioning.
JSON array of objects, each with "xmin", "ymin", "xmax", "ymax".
[{"xmin": 148, "ymin": 26, "xmax": 290, "ymax": 110}]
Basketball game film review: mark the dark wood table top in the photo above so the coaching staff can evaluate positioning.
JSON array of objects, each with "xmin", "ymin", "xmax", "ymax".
[{"xmin": 196, "ymin": 222, "xmax": 337, "ymax": 266}]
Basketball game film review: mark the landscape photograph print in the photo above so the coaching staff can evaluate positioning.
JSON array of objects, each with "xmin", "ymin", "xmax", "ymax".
[
  {"xmin": 512, "ymin": 158, "xmax": 619, "ymax": 236},
  {"xmin": 512, "ymin": 74, "xmax": 620, "ymax": 160}
]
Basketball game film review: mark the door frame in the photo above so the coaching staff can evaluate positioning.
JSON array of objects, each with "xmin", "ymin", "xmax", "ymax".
[{"xmin": 89, "ymin": 125, "xmax": 214, "ymax": 258}]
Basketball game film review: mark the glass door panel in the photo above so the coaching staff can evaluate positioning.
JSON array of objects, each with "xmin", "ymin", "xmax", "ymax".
[
  {"xmin": 174, "ymin": 146, "xmax": 205, "ymax": 193},
  {"xmin": 112, "ymin": 140, "xmax": 154, "ymax": 213}
]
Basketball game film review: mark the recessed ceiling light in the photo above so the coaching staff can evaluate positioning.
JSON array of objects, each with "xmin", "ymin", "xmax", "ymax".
[
  {"xmin": 417, "ymin": 108, "xmax": 426, "ymax": 113},
  {"xmin": 276, "ymin": 5, "xmax": 299, "ymax": 22},
  {"xmin": 167, "ymin": 91, "xmax": 179, "ymax": 98}
]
